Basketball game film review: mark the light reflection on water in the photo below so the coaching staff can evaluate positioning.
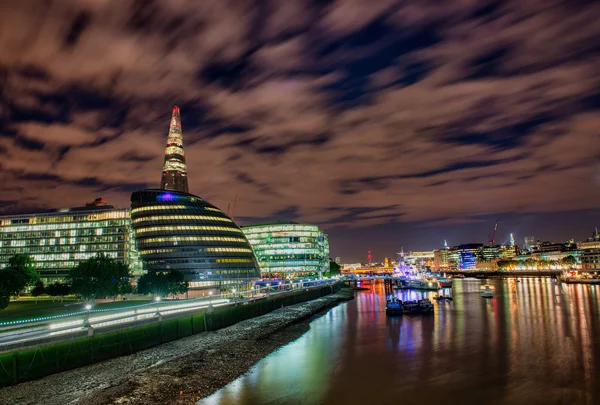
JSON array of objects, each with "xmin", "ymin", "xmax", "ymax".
[{"xmin": 199, "ymin": 279, "xmax": 600, "ymax": 405}]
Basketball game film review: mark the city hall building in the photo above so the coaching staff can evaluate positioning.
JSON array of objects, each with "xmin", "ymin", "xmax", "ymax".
[
  {"xmin": 0, "ymin": 198, "xmax": 142, "ymax": 283},
  {"xmin": 131, "ymin": 189, "xmax": 260, "ymax": 290},
  {"xmin": 241, "ymin": 222, "xmax": 330, "ymax": 278}
]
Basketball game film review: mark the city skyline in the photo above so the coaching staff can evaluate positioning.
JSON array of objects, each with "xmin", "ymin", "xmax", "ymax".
[{"xmin": 1, "ymin": 1, "xmax": 600, "ymax": 262}]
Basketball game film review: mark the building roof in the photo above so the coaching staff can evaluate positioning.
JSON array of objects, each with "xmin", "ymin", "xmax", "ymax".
[{"xmin": 240, "ymin": 221, "xmax": 302, "ymax": 228}]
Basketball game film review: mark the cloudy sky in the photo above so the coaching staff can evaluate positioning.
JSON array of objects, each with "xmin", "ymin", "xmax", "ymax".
[{"xmin": 1, "ymin": 0, "xmax": 599, "ymax": 262}]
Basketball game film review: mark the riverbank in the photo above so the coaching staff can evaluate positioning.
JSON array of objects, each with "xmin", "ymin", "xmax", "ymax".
[{"xmin": 0, "ymin": 288, "xmax": 354, "ymax": 405}]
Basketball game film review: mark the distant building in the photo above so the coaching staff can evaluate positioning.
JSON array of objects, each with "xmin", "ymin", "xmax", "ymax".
[
  {"xmin": 433, "ymin": 248, "xmax": 450, "ymax": 271},
  {"xmin": 342, "ymin": 263, "xmax": 362, "ymax": 270},
  {"xmin": 403, "ymin": 251, "xmax": 434, "ymax": 271},
  {"xmin": 524, "ymin": 236, "xmax": 535, "ymax": 251},
  {"xmin": 241, "ymin": 222, "xmax": 329, "ymax": 278},
  {"xmin": 578, "ymin": 228, "xmax": 600, "ymax": 251},
  {"xmin": 160, "ymin": 106, "xmax": 189, "ymax": 193},
  {"xmin": 383, "ymin": 257, "xmax": 392, "ymax": 267},
  {"xmin": 581, "ymin": 250, "xmax": 600, "ymax": 270},
  {"xmin": 334, "ymin": 256, "xmax": 341, "ymax": 264},
  {"xmin": 0, "ymin": 198, "xmax": 142, "ymax": 283},
  {"xmin": 449, "ymin": 244, "xmax": 483, "ymax": 270}
]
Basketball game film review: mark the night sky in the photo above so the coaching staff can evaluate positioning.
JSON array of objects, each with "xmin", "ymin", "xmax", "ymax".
[{"xmin": 1, "ymin": 0, "xmax": 600, "ymax": 262}]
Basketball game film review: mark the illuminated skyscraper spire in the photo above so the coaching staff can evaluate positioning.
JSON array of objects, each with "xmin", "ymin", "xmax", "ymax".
[{"xmin": 160, "ymin": 106, "xmax": 188, "ymax": 193}]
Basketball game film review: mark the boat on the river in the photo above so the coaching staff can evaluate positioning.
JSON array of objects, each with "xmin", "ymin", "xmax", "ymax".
[
  {"xmin": 402, "ymin": 300, "xmax": 420, "ymax": 314},
  {"xmin": 385, "ymin": 298, "xmax": 403, "ymax": 316},
  {"xmin": 435, "ymin": 295, "xmax": 453, "ymax": 302},
  {"xmin": 418, "ymin": 298, "xmax": 434, "ymax": 313},
  {"xmin": 480, "ymin": 285, "xmax": 494, "ymax": 298},
  {"xmin": 438, "ymin": 278, "xmax": 453, "ymax": 288},
  {"xmin": 406, "ymin": 278, "xmax": 440, "ymax": 290}
]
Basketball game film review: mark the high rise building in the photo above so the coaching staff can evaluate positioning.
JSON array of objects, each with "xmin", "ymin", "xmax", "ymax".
[
  {"xmin": 160, "ymin": 106, "xmax": 188, "ymax": 193},
  {"xmin": 0, "ymin": 198, "xmax": 143, "ymax": 283},
  {"xmin": 524, "ymin": 236, "xmax": 535, "ymax": 251},
  {"xmin": 241, "ymin": 222, "xmax": 329, "ymax": 278}
]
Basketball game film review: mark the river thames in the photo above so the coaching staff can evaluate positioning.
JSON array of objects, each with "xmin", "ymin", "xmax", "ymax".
[{"xmin": 200, "ymin": 279, "xmax": 599, "ymax": 405}]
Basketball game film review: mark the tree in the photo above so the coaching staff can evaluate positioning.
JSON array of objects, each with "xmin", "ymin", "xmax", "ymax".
[
  {"xmin": 68, "ymin": 254, "xmax": 132, "ymax": 302},
  {"xmin": 31, "ymin": 281, "xmax": 46, "ymax": 303},
  {"xmin": 326, "ymin": 260, "xmax": 341, "ymax": 277},
  {"xmin": 137, "ymin": 270, "xmax": 188, "ymax": 298},
  {"xmin": 0, "ymin": 254, "xmax": 39, "ymax": 310},
  {"xmin": 47, "ymin": 282, "xmax": 71, "ymax": 302},
  {"xmin": 561, "ymin": 255, "xmax": 577, "ymax": 267}
]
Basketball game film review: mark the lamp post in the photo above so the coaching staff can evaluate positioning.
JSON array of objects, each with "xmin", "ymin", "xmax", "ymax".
[
  {"xmin": 83, "ymin": 304, "xmax": 92, "ymax": 327},
  {"xmin": 154, "ymin": 296, "xmax": 162, "ymax": 320},
  {"xmin": 84, "ymin": 303, "xmax": 93, "ymax": 335},
  {"xmin": 208, "ymin": 291, "xmax": 213, "ymax": 306}
]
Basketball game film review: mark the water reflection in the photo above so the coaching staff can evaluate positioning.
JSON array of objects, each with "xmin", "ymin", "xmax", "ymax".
[{"xmin": 199, "ymin": 279, "xmax": 600, "ymax": 405}]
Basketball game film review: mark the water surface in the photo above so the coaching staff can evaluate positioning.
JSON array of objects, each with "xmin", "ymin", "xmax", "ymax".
[{"xmin": 200, "ymin": 279, "xmax": 600, "ymax": 405}]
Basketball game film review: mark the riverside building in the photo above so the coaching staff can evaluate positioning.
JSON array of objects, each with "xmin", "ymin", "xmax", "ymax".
[
  {"xmin": 241, "ymin": 222, "xmax": 330, "ymax": 278},
  {"xmin": 130, "ymin": 189, "xmax": 260, "ymax": 291},
  {"xmin": 0, "ymin": 198, "xmax": 142, "ymax": 283}
]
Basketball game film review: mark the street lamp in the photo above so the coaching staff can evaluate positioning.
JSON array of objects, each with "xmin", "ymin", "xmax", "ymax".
[
  {"xmin": 83, "ymin": 304, "xmax": 92, "ymax": 328},
  {"xmin": 208, "ymin": 291, "xmax": 213, "ymax": 306},
  {"xmin": 154, "ymin": 296, "xmax": 161, "ymax": 318}
]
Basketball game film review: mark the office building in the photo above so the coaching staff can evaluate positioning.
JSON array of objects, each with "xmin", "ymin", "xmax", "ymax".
[
  {"xmin": 241, "ymin": 222, "xmax": 329, "ymax": 278},
  {"xmin": 0, "ymin": 198, "xmax": 142, "ymax": 283}
]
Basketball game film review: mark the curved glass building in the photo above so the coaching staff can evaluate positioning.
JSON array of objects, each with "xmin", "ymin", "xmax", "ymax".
[
  {"xmin": 131, "ymin": 189, "xmax": 260, "ymax": 291},
  {"xmin": 241, "ymin": 222, "xmax": 329, "ymax": 278}
]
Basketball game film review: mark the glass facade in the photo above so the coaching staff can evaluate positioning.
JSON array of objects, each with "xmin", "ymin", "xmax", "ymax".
[
  {"xmin": 241, "ymin": 222, "xmax": 329, "ymax": 278},
  {"xmin": 160, "ymin": 106, "xmax": 188, "ymax": 193},
  {"xmin": 131, "ymin": 189, "xmax": 260, "ymax": 290},
  {"xmin": 0, "ymin": 203, "xmax": 142, "ymax": 283}
]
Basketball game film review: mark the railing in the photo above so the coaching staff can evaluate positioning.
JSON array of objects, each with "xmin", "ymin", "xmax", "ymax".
[{"xmin": 0, "ymin": 280, "xmax": 338, "ymax": 351}]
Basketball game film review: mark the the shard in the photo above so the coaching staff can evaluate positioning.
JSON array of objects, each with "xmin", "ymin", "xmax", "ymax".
[{"xmin": 160, "ymin": 106, "xmax": 189, "ymax": 193}]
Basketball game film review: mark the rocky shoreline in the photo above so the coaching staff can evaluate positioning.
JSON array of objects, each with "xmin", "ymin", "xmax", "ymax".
[{"xmin": 0, "ymin": 288, "xmax": 354, "ymax": 405}]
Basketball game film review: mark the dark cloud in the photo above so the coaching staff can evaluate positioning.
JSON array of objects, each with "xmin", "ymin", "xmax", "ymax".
[{"xmin": 1, "ymin": 0, "xmax": 600, "ymax": 261}]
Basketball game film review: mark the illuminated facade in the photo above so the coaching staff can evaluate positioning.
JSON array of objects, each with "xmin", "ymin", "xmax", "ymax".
[
  {"xmin": 131, "ymin": 189, "xmax": 260, "ymax": 290},
  {"xmin": 160, "ymin": 106, "xmax": 188, "ymax": 193},
  {"xmin": 433, "ymin": 248, "xmax": 450, "ymax": 271},
  {"xmin": 241, "ymin": 222, "xmax": 329, "ymax": 277},
  {"xmin": 0, "ymin": 199, "xmax": 142, "ymax": 283}
]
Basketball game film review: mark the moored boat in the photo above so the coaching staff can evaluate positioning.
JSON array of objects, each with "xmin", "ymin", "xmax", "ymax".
[
  {"xmin": 418, "ymin": 298, "xmax": 434, "ymax": 313},
  {"xmin": 406, "ymin": 278, "xmax": 440, "ymax": 290},
  {"xmin": 385, "ymin": 298, "xmax": 403, "ymax": 316},
  {"xmin": 480, "ymin": 285, "xmax": 494, "ymax": 298},
  {"xmin": 438, "ymin": 278, "xmax": 453, "ymax": 288}
]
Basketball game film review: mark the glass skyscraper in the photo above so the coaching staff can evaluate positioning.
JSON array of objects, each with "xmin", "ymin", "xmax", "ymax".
[
  {"xmin": 160, "ymin": 106, "xmax": 188, "ymax": 193},
  {"xmin": 0, "ymin": 199, "xmax": 142, "ymax": 283},
  {"xmin": 241, "ymin": 222, "xmax": 330, "ymax": 278}
]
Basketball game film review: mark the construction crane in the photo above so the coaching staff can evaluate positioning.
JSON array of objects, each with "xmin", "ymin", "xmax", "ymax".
[{"xmin": 488, "ymin": 219, "xmax": 499, "ymax": 245}]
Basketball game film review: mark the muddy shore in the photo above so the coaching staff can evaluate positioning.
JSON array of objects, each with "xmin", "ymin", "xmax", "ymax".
[{"xmin": 0, "ymin": 288, "xmax": 354, "ymax": 405}]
